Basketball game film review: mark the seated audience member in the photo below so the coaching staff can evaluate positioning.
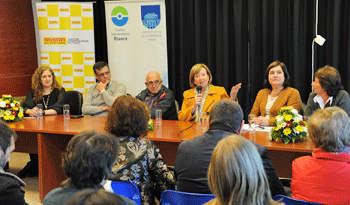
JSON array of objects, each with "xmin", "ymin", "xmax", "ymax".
[
  {"xmin": 250, "ymin": 61, "xmax": 302, "ymax": 126},
  {"xmin": 0, "ymin": 121, "xmax": 28, "ymax": 205},
  {"xmin": 291, "ymin": 107, "xmax": 350, "ymax": 204},
  {"xmin": 136, "ymin": 71, "xmax": 178, "ymax": 120},
  {"xmin": 43, "ymin": 131, "xmax": 135, "ymax": 205},
  {"xmin": 305, "ymin": 65, "xmax": 350, "ymax": 117},
  {"xmin": 178, "ymin": 63, "xmax": 241, "ymax": 121},
  {"xmin": 205, "ymin": 135, "xmax": 283, "ymax": 205},
  {"xmin": 105, "ymin": 95, "xmax": 175, "ymax": 205},
  {"xmin": 65, "ymin": 189, "xmax": 129, "ymax": 205},
  {"xmin": 82, "ymin": 61, "xmax": 126, "ymax": 116},
  {"xmin": 19, "ymin": 66, "xmax": 66, "ymax": 178},
  {"xmin": 175, "ymin": 100, "xmax": 285, "ymax": 197}
]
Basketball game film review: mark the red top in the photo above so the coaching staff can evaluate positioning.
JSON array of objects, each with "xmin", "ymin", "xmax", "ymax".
[{"xmin": 291, "ymin": 148, "xmax": 350, "ymax": 204}]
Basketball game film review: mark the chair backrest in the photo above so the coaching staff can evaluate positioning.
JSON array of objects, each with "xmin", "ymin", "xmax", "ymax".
[
  {"xmin": 111, "ymin": 181, "xmax": 142, "ymax": 205},
  {"xmin": 161, "ymin": 190, "xmax": 215, "ymax": 205},
  {"xmin": 273, "ymin": 195, "xmax": 323, "ymax": 205},
  {"xmin": 65, "ymin": 90, "xmax": 83, "ymax": 115}
]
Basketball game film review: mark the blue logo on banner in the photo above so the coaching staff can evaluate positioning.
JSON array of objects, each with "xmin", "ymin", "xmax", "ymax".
[
  {"xmin": 141, "ymin": 5, "xmax": 161, "ymax": 29},
  {"xmin": 111, "ymin": 6, "xmax": 129, "ymax": 27}
]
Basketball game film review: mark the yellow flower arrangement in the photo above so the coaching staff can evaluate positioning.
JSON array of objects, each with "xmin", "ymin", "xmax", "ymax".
[
  {"xmin": 0, "ymin": 95, "xmax": 24, "ymax": 122},
  {"xmin": 270, "ymin": 106, "xmax": 308, "ymax": 144}
]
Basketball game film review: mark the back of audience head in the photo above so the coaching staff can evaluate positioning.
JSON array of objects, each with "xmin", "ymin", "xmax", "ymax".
[
  {"xmin": 0, "ymin": 120, "xmax": 17, "ymax": 168},
  {"xmin": 263, "ymin": 60, "xmax": 290, "ymax": 89},
  {"xmin": 105, "ymin": 95, "xmax": 149, "ymax": 138},
  {"xmin": 65, "ymin": 189, "xmax": 125, "ymax": 205},
  {"xmin": 207, "ymin": 135, "xmax": 279, "ymax": 205},
  {"xmin": 209, "ymin": 100, "xmax": 244, "ymax": 132},
  {"xmin": 315, "ymin": 65, "xmax": 343, "ymax": 96},
  {"xmin": 308, "ymin": 107, "xmax": 350, "ymax": 152},
  {"xmin": 62, "ymin": 131, "xmax": 119, "ymax": 189}
]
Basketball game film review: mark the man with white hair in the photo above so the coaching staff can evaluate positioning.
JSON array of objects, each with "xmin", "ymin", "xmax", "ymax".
[{"xmin": 136, "ymin": 71, "xmax": 177, "ymax": 120}]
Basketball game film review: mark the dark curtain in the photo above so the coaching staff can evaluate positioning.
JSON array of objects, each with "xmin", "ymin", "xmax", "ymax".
[
  {"xmin": 248, "ymin": 0, "xmax": 350, "ymax": 109},
  {"xmin": 248, "ymin": 0, "xmax": 314, "ymax": 105},
  {"xmin": 316, "ymin": 0, "xmax": 350, "ymax": 93},
  {"xmin": 43, "ymin": 0, "xmax": 350, "ymax": 119}
]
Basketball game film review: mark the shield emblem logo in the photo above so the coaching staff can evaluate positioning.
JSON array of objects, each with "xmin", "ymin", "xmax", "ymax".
[{"xmin": 141, "ymin": 5, "xmax": 161, "ymax": 29}]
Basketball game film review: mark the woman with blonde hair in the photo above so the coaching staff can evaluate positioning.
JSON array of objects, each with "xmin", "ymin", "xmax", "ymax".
[
  {"xmin": 178, "ymin": 63, "xmax": 241, "ymax": 121},
  {"xmin": 19, "ymin": 66, "xmax": 66, "ymax": 178},
  {"xmin": 205, "ymin": 135, "xmax": 282, "ymax": 205}
]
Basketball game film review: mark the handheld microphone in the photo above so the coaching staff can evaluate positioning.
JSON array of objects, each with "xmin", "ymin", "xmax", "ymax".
[{"xmin": 196, "ymin": 86, "xmax": 202, "ymax": 120}]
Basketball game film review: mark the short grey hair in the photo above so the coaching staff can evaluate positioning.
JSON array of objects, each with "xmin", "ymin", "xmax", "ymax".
[
  {"xmin": 209, "ymin": 100, "xmax": 243, "ymax": 131},
  {"xmin": 309, "ymin": 107, "xmax": 350, "ymax": 152}
]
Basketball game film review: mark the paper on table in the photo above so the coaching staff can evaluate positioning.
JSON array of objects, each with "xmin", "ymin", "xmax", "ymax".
[{"xmin": 242, "ymin": 124, "xmax": 273, "ymax": 132}]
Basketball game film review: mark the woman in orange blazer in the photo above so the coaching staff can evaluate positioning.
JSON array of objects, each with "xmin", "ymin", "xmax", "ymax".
[
  {"xmin": 178, "ymin": 64, "xmax": 241, "ymax": 121},
  {"xmin": 250, "ymin": 61, "xmax": 302, "ymax": 126}
]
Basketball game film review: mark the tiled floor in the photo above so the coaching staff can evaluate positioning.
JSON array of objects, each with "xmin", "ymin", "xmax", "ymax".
[{"xmin": 7, "ymin": 152, "xmax": 41, "ymax": 205}]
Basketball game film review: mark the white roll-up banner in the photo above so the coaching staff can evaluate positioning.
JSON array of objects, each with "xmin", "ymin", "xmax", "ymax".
[{"xmin": 105, "ymin": 0, "xmax": 168, "ymax": 96}]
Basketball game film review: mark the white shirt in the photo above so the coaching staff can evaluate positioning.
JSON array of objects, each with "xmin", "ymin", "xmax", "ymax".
[{"xmin": 313, "ymin": 95, "xmax": 333, "ymax": 109}]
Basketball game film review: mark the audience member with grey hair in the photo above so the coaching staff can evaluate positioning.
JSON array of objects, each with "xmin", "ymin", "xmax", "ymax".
[
  {"xmin": 174, "ymin": 99, "xmax": 285, "ymax": 197},
  {"xmin": 205, "ymin": 135, "xmax": 283, "ymax": 205},
  {"xmin": 291, "ymin": 107, "xmax": 350, "ymax": 204}
]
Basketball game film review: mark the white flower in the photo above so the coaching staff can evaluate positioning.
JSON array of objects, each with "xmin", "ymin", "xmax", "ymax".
[
  {"xmin": 277, "ymin": 116, "xmax": 284, "ymax": 123},
  {"xmin": 294, "ymin": 115, "xmax": 303, "ymax": 123},
  {"xmin": 0, "ymin": 101, "xmax": 6, "ymax": 108},
  {"xmin": 291, "ymin": 109, "xmax": 298, "ymax": 115},
  {"xmin": 5, "ymin": 110, "xmax": 11, "ymax": 115},
  {"xmin": 10, "ymin": 103, "xmax": 15, "ymax": 107},
  {"xmin": 281, "ymin": 122, "xmax": 287, "ymax": 127},
  {"xmin": 293, "ymin": 127, "xmax": 300, "ymax": 134}
]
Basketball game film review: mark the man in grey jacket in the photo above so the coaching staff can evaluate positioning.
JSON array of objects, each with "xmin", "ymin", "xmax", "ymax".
[{"xmin": 82, "ymin": 61, "xmax": 126, "ymax": 116}]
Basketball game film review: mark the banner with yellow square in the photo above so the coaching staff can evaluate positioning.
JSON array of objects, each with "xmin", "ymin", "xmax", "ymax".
[{"xmin": 36, "ymin": 2, "xmax": 95, "ymax": 96}]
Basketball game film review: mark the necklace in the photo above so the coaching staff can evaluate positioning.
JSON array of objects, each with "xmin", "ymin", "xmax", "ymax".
[{"xmin": 42, "ymin": 94, "xmax": 50, "ymax": 109}]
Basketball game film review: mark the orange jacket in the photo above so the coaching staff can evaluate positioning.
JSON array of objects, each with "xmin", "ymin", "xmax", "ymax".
[
  {"xmin": 178, "ymin": 85, "xmax": 230, "ymax": 121},
  {"xmin": 250, "ymin": 87, "xmax": 302, "ymax": 125}
]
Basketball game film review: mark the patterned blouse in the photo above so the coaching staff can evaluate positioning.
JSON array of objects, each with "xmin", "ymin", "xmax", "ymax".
[{"xmin": 109, "ymin": 136, "xmax": 175, "ymax": 205}]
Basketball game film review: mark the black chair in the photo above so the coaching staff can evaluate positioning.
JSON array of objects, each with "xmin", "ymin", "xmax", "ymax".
[{"xmin": 66, "ymin": 90, "xmax": 83, "ymax": 115}]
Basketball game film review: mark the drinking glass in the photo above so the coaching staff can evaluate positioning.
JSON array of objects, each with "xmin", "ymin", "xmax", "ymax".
[
  {"xmin": 248, "ymin": 114, "xmax": 256, "ymax": 130},
  {"xmin": 63, "ymin": 104, "xmax": 70, "ymax": 120},
  {"xmin": 155, "ymin": 109, "xmax": 162, "ymax": 127},
  {"xmin": 37, "ymin": 104, "xmax": 43, "ymax": 119},
  {"xmin": 201, "ymin": 112, "xmax": 209, "ymax": 130}
]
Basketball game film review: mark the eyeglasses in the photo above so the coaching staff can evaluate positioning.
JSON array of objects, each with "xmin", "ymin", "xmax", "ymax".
[
  {"xmin": 147, "ymin": 80, "xmax": 162, "ymax": 86},
  {"xmin": 97, "ymin": 71, "xmax": 110, "ymax": 77}
]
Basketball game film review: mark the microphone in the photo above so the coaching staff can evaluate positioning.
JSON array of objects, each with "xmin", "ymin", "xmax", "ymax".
[{"xmin": 196, "ymin": 86, "xmax": 202, "ymax": 120}]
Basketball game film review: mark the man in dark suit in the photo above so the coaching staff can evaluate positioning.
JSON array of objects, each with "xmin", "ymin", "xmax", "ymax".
[
  {"xmin": 174, "ymin": 100, "xmax": 286, "ymax": 197},
  {"xmin": 136, "ymin": 71, "xmax": 178, "ymax": 120},
  {"xmin": 0, "ymin": 121, "xmax": 28, "ymax": 205}
]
